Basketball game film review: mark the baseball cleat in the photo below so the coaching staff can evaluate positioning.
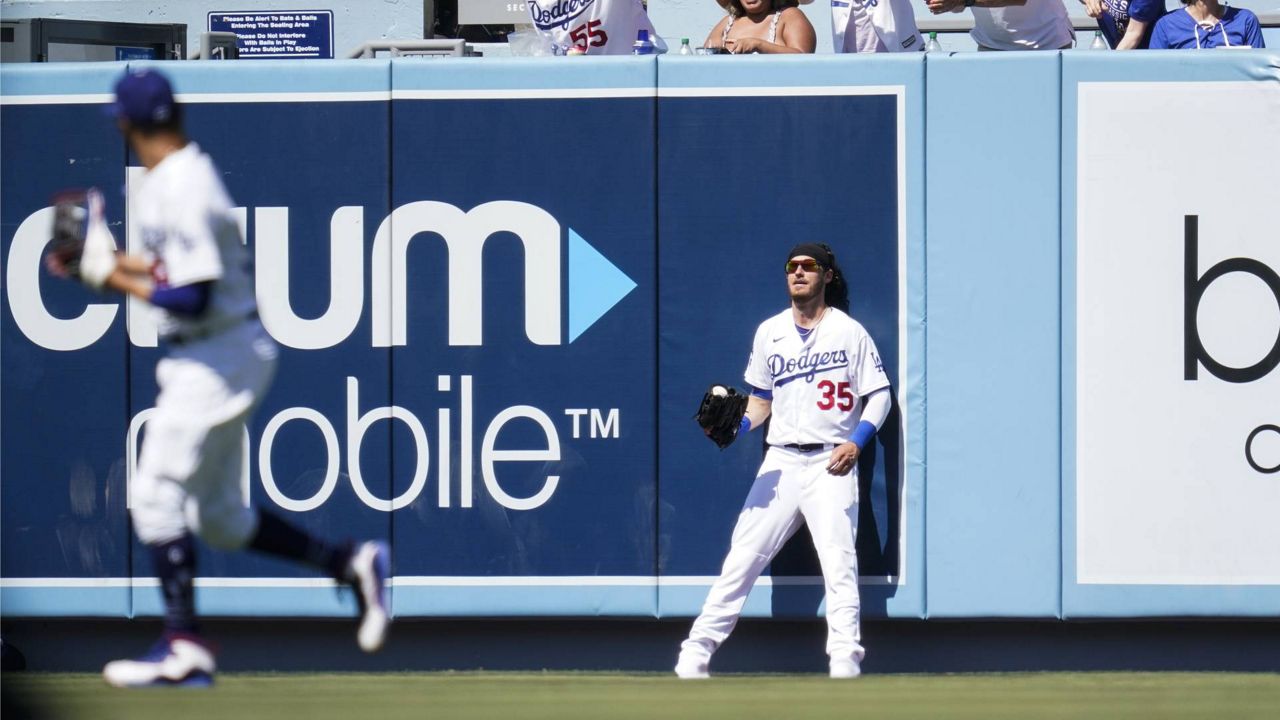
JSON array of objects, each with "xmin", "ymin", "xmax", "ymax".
[
  {"xmin": 674, "ymin": 659, "xmax": 711, "ymax": 679},
  {"xmin": 348, "ymin": 540, "xmax": 391, "ymax": 653},
  {"xmin": 674, "ymin": 640, "xmax": 712, "ymax": 679},
  {"xmin": 102, "ymin": 633, "xmax": 216, "ymax": 688},
  {"xmin": 829, "ymin": 658, "xmax": 862, "ymax": 679}
]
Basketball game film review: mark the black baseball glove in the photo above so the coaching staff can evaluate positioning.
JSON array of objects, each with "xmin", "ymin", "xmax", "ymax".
[{"xmin": 694, "ymin": 384, "xmax": 750, "ymax": 450}]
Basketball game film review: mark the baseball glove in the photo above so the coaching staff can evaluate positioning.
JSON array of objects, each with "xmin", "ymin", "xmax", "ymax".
[
  {"xmin": 694, "ymin": 384, "xmax": 750, "ymax": 450},
  {"xmin": 48, "ymin": 190, "xmax": 90, "ymax": 277},
  {"xmin": 46, "ymin": 188, "xmax": 117, "ymax": 289}
]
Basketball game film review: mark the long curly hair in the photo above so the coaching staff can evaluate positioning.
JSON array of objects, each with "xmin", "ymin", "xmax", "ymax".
[{"xmin": 818, "ymin": 243, "xmax": 850, "ymax": 313}]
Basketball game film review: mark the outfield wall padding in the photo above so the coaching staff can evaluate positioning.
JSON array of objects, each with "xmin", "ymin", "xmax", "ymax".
[{"xmin": 3, "ymin": 52, "xmax": 1278, "ymax": 620}]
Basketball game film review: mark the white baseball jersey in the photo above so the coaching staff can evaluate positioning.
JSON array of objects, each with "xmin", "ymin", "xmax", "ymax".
[
  {"xmin": 134, "ymin": 142, "xmax": 257, "ymax": 343},
  {"xmin": 832, "ymin": 0, "xmax": 924, "ymax": 53},
  {"xmin": 970, "ymin": 0, "xmax": 1074, "ymax": 50},
  {"xmin": 745, "ymin": 307, "xmax": 890, "ymax": 447},
  {"xmin": 527, "ymin": 0, "xmax": 665, "ymax": 55}
]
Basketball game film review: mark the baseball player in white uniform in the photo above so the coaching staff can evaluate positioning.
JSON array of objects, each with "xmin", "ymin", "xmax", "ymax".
[
  {"xmin": 46, "ymin": 69, "xmax": 391, "ymax": 688},
  {"xmin": 675, "ymin": 243, "xmax": 892, "ymax": 679}
]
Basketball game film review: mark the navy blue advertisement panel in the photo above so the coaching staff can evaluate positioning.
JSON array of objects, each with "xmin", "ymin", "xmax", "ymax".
[
  {"xmin": 655, "ymin": 56, "xmax": 923, "ymax": 619},
  {"xmin": 121, "ymin": 61, "xmax": 393, "ymax": 617},
  {"xmin": 1, "ymin": 65, "xmax": 131, "ymax": 616},
  {"xmin": 387, "ymin": 59, "xmax": 658, "ymax": 615}
]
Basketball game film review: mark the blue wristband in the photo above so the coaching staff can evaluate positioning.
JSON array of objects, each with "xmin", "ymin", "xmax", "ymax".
[
  {"xmin": 849, "ymin": 420, "xmax": 876, "ymax": 450},
  {"xmin": 739, "ymin": 415, "xmax": 751, "ymax": 434},
  {"xmin": 151, "ymin": 281, "xmax": 212, "ymax": 317}
]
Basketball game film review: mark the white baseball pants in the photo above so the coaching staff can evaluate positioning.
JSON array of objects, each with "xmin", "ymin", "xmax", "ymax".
[
  {"xmin": 682, "ymin": 446, "xmax": 864, "ymax": 664},
  {"xmin": 131, "ymin": 323, "xmax": 277, "ymax": 549}
]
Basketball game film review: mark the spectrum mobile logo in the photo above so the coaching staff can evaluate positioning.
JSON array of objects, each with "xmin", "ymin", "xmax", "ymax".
[{"xmin": 6, "ymin": 177, "xmax": 637, "ymax": 351}]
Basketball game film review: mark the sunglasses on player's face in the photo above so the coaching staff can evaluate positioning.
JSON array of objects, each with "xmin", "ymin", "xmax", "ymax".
[{"xmin": 785, "ymin": 259, "xmax": 823, "ymax": 274}]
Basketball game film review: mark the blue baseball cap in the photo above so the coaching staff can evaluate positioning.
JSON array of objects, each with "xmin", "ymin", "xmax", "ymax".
[{"xmin": 110, "ymin": 69, "xmax": 177, "ymax": 127}]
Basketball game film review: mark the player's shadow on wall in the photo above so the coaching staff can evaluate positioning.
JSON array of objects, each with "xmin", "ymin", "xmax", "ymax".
[{"xmin": 766, "ymin": 390, "xmax": 902, "ymax": 620}]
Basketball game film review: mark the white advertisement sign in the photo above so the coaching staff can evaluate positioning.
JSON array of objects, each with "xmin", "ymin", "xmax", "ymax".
[{"xmin": 1076, "ymin": 81, "xmax": 1280, "ymax": 586}]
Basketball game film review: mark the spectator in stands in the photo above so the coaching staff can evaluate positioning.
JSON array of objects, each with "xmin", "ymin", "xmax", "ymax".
[
  {"xmin": 1083, "ymin": 0, "xmax": 1167, "ymax": 48},
  {"xmin": 925, "ymin": 0, "xmax": 1076, "ymax": 50},
  {"xmin": 705, "ymin": 0, "xmax": 817, "ymax": 53},
  {"xmin": 1149, "ymin": 0, "xmax": 1266, "ymax": 48},
  {"xmin": 528, "ymin": 0, "xmax": 667, "ymax": 54},
  {"xmin": 833, "ymin": 0, "xmax": 925, "ymax": 53}
]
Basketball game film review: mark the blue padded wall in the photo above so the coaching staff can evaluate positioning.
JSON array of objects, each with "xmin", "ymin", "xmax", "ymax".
[
  {"xmin": 924, "ymin": 52, "xmax": 1063, "ymax": 619},
  {"xmin": 4, "ymin": 52, "xmax": 1279, "ymax": 621}
]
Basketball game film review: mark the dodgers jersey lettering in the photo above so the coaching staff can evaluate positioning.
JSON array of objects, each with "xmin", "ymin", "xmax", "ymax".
[
  {"xmin": 745, "ymin": 307, "xmax": 889, "ymax": 446},
  {"xmin": 133, "ymin": 143, "xmax": 256, "ymax": 341},
  {"xmin": 527, "ymin": 0, "xmax": 663, "ymax": 55}
]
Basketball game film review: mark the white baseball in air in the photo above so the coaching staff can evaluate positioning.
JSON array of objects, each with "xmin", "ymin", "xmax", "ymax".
[{"xmin": 712, "ymin": 385, "xmax": 728, "ymax": 397}]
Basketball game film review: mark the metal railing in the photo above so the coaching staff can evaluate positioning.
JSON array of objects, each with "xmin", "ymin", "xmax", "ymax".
[{"xmin": 345, "ymin": 39, "xmax": 469, "ymax": 58}]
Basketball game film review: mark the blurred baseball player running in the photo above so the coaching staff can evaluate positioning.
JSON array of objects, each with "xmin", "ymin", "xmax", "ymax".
[
  {"xmin": 47, "ymin": 69, "xmax": 391, "ymax": 688},
  {"xmin": 675, "ymin": 243, "xmax": 891, "ymax": 679}
]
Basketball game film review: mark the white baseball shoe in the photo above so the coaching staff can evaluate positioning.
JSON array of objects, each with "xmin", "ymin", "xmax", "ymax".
[
  {"xmin": 347, "ymin": 540, "xmax": 391, "ymax": 653},
  {"xmin": 674, "ymin": 657, "xmax": 710, "ymax": 679},
  {"xmin": 674, "ymin": 639, "xmax": 713, "ymax": 679},
  {"xmin": 102, "ymin": 633, "xmax": 216, "ymax": 688},
  {"xmin": 829, "ymin": 658, "xmax": 862, "ymax": 679}
]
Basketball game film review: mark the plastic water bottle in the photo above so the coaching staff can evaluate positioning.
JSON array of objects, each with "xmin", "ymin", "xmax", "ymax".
[
  {"xmin": 925, "ymin": 31, "xmax": 943, "ymax": 53},
  {"xmin": 632, "ymin": 29, "xmax": 655, "ymax": 55},
  {"xmin": 1090, "ymin": 30, "xmax": 1109, "ymax": 50},
  {"xmin": 679, "ymin": 38, "xmax": 693, "ymax": 55}
]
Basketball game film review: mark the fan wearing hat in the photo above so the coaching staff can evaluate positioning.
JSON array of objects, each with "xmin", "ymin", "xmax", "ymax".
[{"xmin": 704, "ymin": 0, "xmax": 817, "ymax": 53}]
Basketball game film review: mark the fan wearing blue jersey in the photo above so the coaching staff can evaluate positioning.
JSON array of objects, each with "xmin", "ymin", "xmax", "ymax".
[
  {"xmin": 1083, "ymin": 0, "xmax": 1166, "ymax": 49},
  {"xmin": 675, "ymin": 243, "xmax": 892, "ymax": 680},
  {"xmin": 1150, "ymin": 0, "xmax": 1265, "ymax": 49}
]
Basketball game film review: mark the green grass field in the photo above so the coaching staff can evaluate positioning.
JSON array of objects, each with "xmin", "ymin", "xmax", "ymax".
[{"xmin": 6, "ymin": 672, "xmax": 1279, "ymax": 720}]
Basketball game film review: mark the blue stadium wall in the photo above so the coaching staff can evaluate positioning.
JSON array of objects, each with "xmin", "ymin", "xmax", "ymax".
[{"xmin": 3, "ymin": 52, "xmax": 1278, "ymax": 623}]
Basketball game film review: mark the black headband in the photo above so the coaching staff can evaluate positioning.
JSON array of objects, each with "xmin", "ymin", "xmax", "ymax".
[{"xmin": 787, "ymin": 243, "xmax": 834, "ymax": 268}]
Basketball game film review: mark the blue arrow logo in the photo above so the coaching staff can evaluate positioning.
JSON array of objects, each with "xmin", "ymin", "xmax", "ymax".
[{"xmin": 567, "ymin": 228, "xmax": 637, "ymax": 343}]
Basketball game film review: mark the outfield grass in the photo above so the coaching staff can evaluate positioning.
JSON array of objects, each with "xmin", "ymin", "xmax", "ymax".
[{"xmin": 5, "ymin": 672, "xmax": 1279, "ymax": 720}]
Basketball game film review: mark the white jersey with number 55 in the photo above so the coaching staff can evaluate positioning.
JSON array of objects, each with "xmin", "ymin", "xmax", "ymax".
[
  {"xmin": 527, "ymin": 0, "xmax": 664, "ymax": 55},
  {"xmin": 745, "ymin": 308, "xmax": 890, "ymax": 447}
]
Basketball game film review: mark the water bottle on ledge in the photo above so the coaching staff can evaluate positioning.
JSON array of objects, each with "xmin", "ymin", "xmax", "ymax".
[
  {"xmin": 633, "ymin": 29, "xmax": 655, "ymax": 55},
  {"xmin": 1090, "ymin": 30, "xmax": 1109, "ymax": 50},
  {"xmin": 679, "ymin": 38, "xmax": 693, "ymax": 55},
  {"xmin": 925, "ymin": 31, "xmax": 943, "ymax": 53}
]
